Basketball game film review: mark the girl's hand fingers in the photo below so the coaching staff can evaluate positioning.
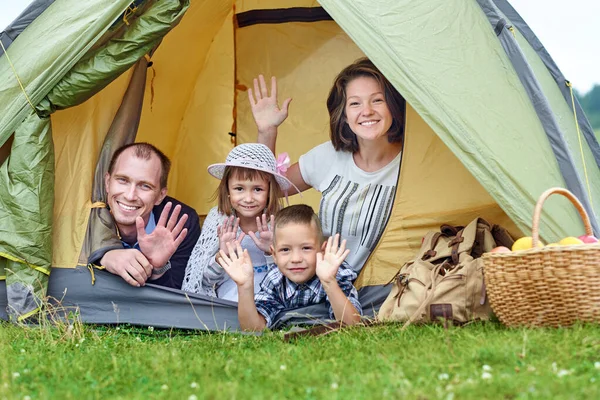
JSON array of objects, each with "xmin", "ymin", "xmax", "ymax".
[
  {"xmin": 262, "ymin": 214, "xmax": 269, "ymax": 230},
  {"xmin": 226, "ymin": 242, "xmax": 237, "ymax": 260},
  {"xmin": 233, "ymin": 217, "xmax": 240, "ymax": 234},
  {"xmin": 238, "ymin": 231, "xmax": 246, "ymax": 243},
  {"xmin": 256, "ymin": 215, "xmax": 262, "ymax": 232}
]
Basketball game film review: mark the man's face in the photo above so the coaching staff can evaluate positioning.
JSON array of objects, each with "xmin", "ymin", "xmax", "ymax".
[
  {"xmin": 271, "ymin": 221, "xmax": 322, "ymax": 284},
  {"xmin": 104, "ymin": 148, "xmax": 166, "ymax": 233}
]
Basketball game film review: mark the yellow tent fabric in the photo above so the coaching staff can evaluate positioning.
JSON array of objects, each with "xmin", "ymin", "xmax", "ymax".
[{"xmin": 50, "ymin": 1, "xmax": 521, "ymax": 289}]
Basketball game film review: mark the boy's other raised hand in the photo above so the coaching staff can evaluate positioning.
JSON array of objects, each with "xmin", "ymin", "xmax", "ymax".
[
  {"xmin": 248, "ymin": 75, "xmax": 292, "ymax": 134},
  {"xmin": 316, "ymin": 234, "xmax": 350, "ymax": 285},
  {"xmin": 217, "ymin": 242, "xmax": 254, "ymax": 289},
  {"xmin": 248, "ymin": 214, "xmax": 275, "ymax": 254},
  {"xmin": 217, "ymin": 215, "xmax": 246, "ymax": 255}
]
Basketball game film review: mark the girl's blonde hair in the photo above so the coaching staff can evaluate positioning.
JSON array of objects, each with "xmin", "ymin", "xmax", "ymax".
[{"xmin": 213, "ymin": 166, "xmax": 282, "ymax": 217}]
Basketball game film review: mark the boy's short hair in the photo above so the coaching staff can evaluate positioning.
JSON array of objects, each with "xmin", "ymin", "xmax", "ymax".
[{"xmin": 274, "ymin": 204, "xmax": 323, "ymax": 242}]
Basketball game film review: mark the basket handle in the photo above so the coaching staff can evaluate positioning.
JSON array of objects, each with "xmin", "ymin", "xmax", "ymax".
[{"xmin": 532, "ymin": 187, "xmax": 594, "ymax": 247}]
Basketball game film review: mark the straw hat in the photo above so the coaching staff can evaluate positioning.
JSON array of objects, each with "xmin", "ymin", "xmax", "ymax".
[{"xmin": 207, "ymin": 143, "xmax": 299, "ymax": 193}]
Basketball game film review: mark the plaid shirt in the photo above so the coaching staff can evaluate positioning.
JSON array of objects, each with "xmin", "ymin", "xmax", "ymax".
[{"xmin": 254, "ymin": 263, "xmax": 362, "ymax": 328}]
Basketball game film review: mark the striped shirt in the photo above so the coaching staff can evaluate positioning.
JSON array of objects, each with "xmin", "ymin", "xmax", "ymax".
[{"xmin": 299, "ymin": 141, "xmax": 401, "ymax": 273}]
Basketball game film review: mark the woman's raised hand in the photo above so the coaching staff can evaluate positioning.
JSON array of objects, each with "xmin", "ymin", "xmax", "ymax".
[
  {"xmin": 217, "ymin": 215, "xmax": 246, "ymax": 255},
  {"xmin": 248, "ymin": 75, "xmax": 292, "ymax": 135},
  {"xmin": 248, "ymin": 214, "xmax": 275, "ymax": 254}
]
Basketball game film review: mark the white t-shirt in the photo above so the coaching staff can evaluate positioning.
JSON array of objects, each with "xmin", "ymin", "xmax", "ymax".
[{"xmin": 299, "ymin": 141, "xmax": 401, "ymax": 273}]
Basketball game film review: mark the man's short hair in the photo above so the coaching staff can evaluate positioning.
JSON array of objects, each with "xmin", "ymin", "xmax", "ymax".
[
  {"xmin": 107, "ymin": 142, "xmax": 171, "ymax": 188},
  {"xmin": 274, "ymin": 204, "xmax": 323, "ymax": 242}
]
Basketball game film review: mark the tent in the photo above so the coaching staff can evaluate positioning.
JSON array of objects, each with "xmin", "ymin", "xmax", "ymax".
[{"xmin": 1, "ymin": 0, "xmax": 599, "ymax": 329}]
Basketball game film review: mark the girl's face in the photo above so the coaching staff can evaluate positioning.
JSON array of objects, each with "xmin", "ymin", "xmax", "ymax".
[
  {"xmin": 227, "ymin": 174, "xmax": 270, "ymax": 220},
  {"xmin": 344, "ymin": 76, "xmax": 393, "ymax": 145}
]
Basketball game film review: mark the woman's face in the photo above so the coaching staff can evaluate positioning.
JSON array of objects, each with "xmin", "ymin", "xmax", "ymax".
[{"xmin": 344, "ymin": 76, "xmax": 393, "ymax": 145}]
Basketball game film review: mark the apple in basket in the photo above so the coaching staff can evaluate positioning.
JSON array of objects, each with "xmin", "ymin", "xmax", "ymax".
[
  {"xmin": 490, "ymin": 246, "xmax": 511, "ymax": 253},
  {"xmin": 578, "ymin": 235, "xmax": 599, "ymax": 244},
  {"xmin": 511, "ymin": 236, "xmax": 544, "ymax": 251}
]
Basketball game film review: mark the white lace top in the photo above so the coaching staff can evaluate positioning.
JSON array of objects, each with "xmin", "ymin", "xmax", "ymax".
[{"xmin": 181, "ymin": 206, "xmax": 275, "ymax": 301}]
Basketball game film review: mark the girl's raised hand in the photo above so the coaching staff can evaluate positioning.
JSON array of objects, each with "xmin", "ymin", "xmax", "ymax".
[
  {"xmin": 248, "ymin": 214, "xmax": 275, "ymax": 254},
  {"xmin": 248, "ymin": 75, "xmax": 292, "ymax": 134},
  {"xmin": 217, "ymin": 215, "xmax": 246, "ymax": 255}
]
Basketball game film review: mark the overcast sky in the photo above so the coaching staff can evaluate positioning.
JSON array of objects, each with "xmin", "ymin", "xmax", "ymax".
[{"xmin": 1, "ymin": 0, "xmax": 599, "ymax": 93}]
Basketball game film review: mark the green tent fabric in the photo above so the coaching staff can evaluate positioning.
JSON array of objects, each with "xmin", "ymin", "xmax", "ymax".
[{"xmin": 0, "ymin": 0, "xmax": 189, "ymax": 320}]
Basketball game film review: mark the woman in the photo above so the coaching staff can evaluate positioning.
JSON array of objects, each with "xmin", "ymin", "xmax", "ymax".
[{"xmin": 248, "ymin": 58, "xmax": 406, "ymax": 274}]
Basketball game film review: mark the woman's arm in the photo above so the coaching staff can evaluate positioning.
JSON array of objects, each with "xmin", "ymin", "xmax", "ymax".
[{"xmin": 285, "ymin": 163, "xmax": 311, "ymax": 193}]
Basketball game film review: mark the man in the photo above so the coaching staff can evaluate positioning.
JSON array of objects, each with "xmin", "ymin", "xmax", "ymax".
[{"xmin": 93, "ymin": 142, "xmax": 200, "ymax": 289}]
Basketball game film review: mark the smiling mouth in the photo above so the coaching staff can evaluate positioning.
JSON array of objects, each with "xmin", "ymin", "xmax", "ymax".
[
  {"xmin": 359, "ymin": 120, "xmax": 379, "ymax": 126},
  {"xmin": 289, "ymin": 268, "xmax": 306, "ymax": 273},
  {"xmin": 117, "ymin": 201, "xmax": 140, "ymax": 212}
]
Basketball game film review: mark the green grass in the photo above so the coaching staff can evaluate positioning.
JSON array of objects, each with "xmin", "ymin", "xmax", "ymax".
[{"xmin": 1, "ymin": 322, "xmax": 599, "ymax": 399}]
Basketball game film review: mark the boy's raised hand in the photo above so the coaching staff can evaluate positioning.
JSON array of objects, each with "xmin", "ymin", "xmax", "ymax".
[
  {"xmin": 218, "ymin": 216, "xmax": 246, "ymax": 255},
  {"xmin": 248, "ymin": 214, "xmax": 275, "ymax": 253},
  {"xmin": 248, "ymin": 75, "xmax": 292, "ymax": 134},
  {"xmin": 316, "ymin": 234, "xmax": 350, "ymax": 285},
  {"xmin": 217, "ymin": 242, "xmax": 254, "ymax": 289}
]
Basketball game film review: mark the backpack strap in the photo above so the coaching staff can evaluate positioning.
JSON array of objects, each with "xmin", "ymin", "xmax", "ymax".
[
  {"xmin": 422, "ymin": 232, "xmax": 443, "ymax": 260},
  {"xmin": 447, "ymin": 229, "xmax": 465, "ymax": 265}
]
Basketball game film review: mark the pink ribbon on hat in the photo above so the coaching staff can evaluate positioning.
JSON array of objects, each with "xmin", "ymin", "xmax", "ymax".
[{"xmin": 276, "ymin": 152, "xmax": 290, "ymax": 176}]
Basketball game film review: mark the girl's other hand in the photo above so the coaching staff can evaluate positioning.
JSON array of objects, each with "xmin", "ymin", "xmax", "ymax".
[{"xmin": 248, "ymin": 214, "xmax": 275, "ymax": 253}]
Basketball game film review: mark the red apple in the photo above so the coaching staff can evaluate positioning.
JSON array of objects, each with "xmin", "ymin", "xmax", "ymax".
[
  {"xmin": 578, "ymin": 235, "xmax": 599, "ymax": 244},
  {"xmin": 490, "ymin": 246, "xmax": 511, "ymax": 253}
]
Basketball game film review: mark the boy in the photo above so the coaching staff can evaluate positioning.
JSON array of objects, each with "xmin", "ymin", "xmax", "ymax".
[{"xmin": 217, "ymin": 204, "xmax": 362, "ymax": 331}]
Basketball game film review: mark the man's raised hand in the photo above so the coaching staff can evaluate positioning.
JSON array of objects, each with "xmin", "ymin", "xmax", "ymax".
[
  {"xmin": 137, "ymin": 202, "xmax": 188, "ymax": 270},
  {"xmin": 316, "ymin": 234, "xmax": 350, "ymax": 285}
]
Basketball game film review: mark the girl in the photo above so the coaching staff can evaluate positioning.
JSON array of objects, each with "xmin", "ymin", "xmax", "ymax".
[
  {"xmin": 182, "ymin": 143, "xmax": 298, "ymax": 300},
  {"xmin": 249, "ymin": 58, "xmax": 406, "ymax": 275},
  {"xmin": 181, "ymin": 143, "xmax": 293, "ymax": 301}
]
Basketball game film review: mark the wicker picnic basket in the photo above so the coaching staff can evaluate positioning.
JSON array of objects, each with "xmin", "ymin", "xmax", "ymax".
[{"xmin": 483, "ymin": 187, "xmax": 600, "ymax": 327}]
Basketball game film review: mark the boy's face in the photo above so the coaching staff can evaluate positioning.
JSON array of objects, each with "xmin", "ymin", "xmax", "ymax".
[{"xmin": 271, "ymin": 221, "xmax": 322, "ymax": 284}]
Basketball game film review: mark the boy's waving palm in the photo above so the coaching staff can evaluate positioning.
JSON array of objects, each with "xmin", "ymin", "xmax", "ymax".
[
  {"xmin": 316, "ymin": 234, "xmax": 350, "ymax": 285},
  {"xmin": 217, "ymin": 242, "xmax": 254, "ymax": 289}
]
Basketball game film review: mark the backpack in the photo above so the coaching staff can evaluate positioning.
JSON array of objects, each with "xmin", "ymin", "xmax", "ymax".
[{"xmin": 378, "ymin": 217, "xmax": 513, "ymax": 326}]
